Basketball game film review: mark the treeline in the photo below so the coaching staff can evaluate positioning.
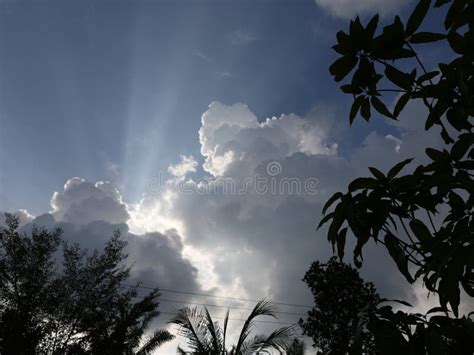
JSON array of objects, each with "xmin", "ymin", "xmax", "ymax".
[{"xmin": 0, "ymin": 214, "xmax": 173, "ymax": 354}]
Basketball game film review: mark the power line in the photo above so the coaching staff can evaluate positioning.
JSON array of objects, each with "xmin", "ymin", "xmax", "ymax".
[
  {"xmin": 131, "ymin": 294, "xmax": 306, "ymax": 320},
  {"xmin": 160, "ymin": 311, "xmax": 296, "ymax": 325},
  {"xmin": 156, "ymin": 297, "xmax": 307, "ymax": 317},
  {"xmin": 124, "ymin": 283, "xmax": 312, "ymax": 309}
]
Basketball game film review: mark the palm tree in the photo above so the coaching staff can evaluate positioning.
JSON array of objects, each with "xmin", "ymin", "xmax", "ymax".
[
  {"xmin": 134, "ymin": 329, "xmax": 174, "ymax": 355},
  {"xmin": 170, "ymin": 299, "xmax": 296, "ymax": 354}
]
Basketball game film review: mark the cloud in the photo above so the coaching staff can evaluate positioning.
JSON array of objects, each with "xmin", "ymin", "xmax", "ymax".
[
  {"xmin": 5, "ymin": 176, "xmax": 201, "ymax": 297},
  {"xmin": 199, "ymin": 102, "xmax": 337, "ymax": 177},
  {"xmin": 130, "ymin": 100, "xmax": 446, "ymax": 316},
  {"xmin": 216, "ymin": 71, "xmax": 232, "ymax": 80},
  {"xmin": 0, "ymin": 176, "xmax": 200, "ymax": 311},
  {"xmin": 2, "ymin": 98, "xmax": 458, "ymax": 350},
  {"xmin": 230, "ymin": 30, "xmax": 258, "ymax": 45},
  {"xmin": 50, "ymin": 177, "xmax": 130, "ymax": 225},
  {"xmin": 314, "ymin": 0, "xmax": 412, "ymax": 19},
  {"xmin": 168, "ymin": 155, "xmax": 198, "ymax": 177},
  {"xmin": 193, "ymin": 50, "xmax": 212, "ymax": 63}
]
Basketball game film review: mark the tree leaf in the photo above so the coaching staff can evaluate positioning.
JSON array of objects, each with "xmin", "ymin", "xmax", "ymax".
[
  {"xmin": 384, "ymin": 233, "xmax": 414, "ymax": 283},
  {"xmin": 379, "ymin": 298, "xmax": 413, "ymax": 307},
  {"xmin": 416, "ymin": 70, "xmax": 439, "ymax": 83},
  {"xmin": 409, "ymin": 219, "xmax": 433, "ymax": 242},
  {"xmin": 456, "ymin": 160, "xmax": 474, "ymax": 170},
  {"xmin": 317, "ymin": 212, "xmax": 335, "ymax": 230},
  {"xmin": 406, "ymin": 0, "xmax": 432, "ymax": 35},
  {"xmin": 371, "ymin": 96, "xmax": 394, "ymax": 119},
  {"xmin": 337, "ymin": 227, "xmax": 347, "ymax": 260},
  {"xmin": 361, "ymin": 97, "xmax": 371, "ymax": 121},
  {"xmin": 350, "ymin": 16, "xmax": 365, "ymax": 38},
  {"xmin": 426, "ymin": 306, "xmax": 449, "ymax": 315},
  {"xmin": 410, "ymin": 31, "xmax": 446, "ymax": 43},
  {"xmin": 439, "ymin": 275, "xmax": 460, "ymax": 317},
  {"xmin": 447, "ymin": 30, "xmax": 465, "ymax": 54},
  {"xmin": 385, "ymin": 66, "xmax": 413, "ymax": 90},
  {"xmin": 426, "ymin": 148, "xmax": 445, "ymax": 161},
  {"xmin": 388, "ymin": 158, "xmax": 413, "ymax": 179},
  {"xmin": 444, "ymin": 0, "xmax": 465, "ymax": 30},
  {"xmin": 365, "ymin": 14, "xmax": 379, "ymax": 39},
  {"xmin": 369, "ymin": 167, "xmax": 386, "ymax": 180},
  {"xmin": 393, "ymin": 92, "xmax": 411, "ymax": 118},
  {"xmin": 334, "ymin": 31, "xmax": 355, "ymax": 55},
  {"xmin": 350, "ymin": 96, "xmax": 365, "ymax": 124},
  {"xmin": 327, "ymin": 204, "xmax": 345, "ymax": 243},
  {"xmin": 450, "ymin": 134, "xmax": 473, "ymax": 160},
  {"xmin": 434, "ymin": 0, "xmax": 450, "ymax": 7},
  {"xmin": 322, "ymin": 192, "xmax": 343, "ymax": 215},
  {"xmin": 461, "ymin": 269, "xmax": 474, "ymax": 297},
  {"xmin": 389, "ymin": 48, "xmax": 416, "ymax": 59},
  {"xmin": 341, "ymin": 84, "xmax": 362, "ymax": 94},
  {"xmin": 329, "ymin": 55, "xmax": 358, "ymax": 82},
  {"xmin": 348, "ymin": 177, "xmax": 378, "ymax": 191}
]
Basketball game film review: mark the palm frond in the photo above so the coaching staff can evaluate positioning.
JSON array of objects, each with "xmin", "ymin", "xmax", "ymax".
[
  {"xmin": 222, "ymin": 309, "xmax": 229, "ymax": 351},
  {"xmin": 203, "ymin": 306, "xmax": 222, "ymax": 352},
  {"xmin": 139, "ymin": 308, "xmax": 160, "ymax": 334},
  {"xmin": 135, "ymin": 329, "xmax": 174, "ymax": 355},
  {"xmin": 169, "ymin": 307, "xmax": 209, "ymax": 352},
  {"xmin": 234, "ymin": 299, "xmax": 278, "ymax": 353},
  {"xmin": 250, "ymin": 325, "xmax": 296, "ymax": 353}
]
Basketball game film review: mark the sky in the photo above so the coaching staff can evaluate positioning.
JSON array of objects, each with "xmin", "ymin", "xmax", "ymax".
[{"xmin": 0, "ymin": 0, "xmax": 467, "ymax": 352}]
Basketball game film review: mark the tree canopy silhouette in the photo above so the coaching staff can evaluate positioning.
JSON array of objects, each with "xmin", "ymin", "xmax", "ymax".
[
  {"xmin": 0, "ymin": 213, "xmax": 173, "ymax": 354},
  {"xmin": 300, "ymin": 257, "xmax": 379, "ymax": 355},
  {"xmin": 319, "ymin": 0, "xmax": 474, "ymax": 352}
]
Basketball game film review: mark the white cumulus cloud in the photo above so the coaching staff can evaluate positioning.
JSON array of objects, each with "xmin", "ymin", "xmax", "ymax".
[
  {"xmin": 50, "ymin": 177, "xmax": 130, "ymax": 225},
  {"xmin": 199, "ymin": 102, "xmax": 337, "ymax": 177},
  {"xmin": 168, "ymin": 155, "xmax": 198, "ymax": 177}
]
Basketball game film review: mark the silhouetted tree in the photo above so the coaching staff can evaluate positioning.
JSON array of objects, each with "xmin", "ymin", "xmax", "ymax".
[
  {"xmin": 0, "ymin": 213, "xmax": 173, "ymax": 354},
  {"xmin": 170, "ymin": 299, "xmax": 296, "ymax": 354},
  {"xmin": 320, "ymin": 0, "xmax": 474, "ymax": 352},
  {"xmin": 299, "ymin": 257, "xmax": 379, "ymax": 354}
]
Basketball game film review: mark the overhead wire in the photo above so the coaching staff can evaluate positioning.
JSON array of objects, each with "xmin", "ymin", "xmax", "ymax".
[
  {"xmin": 160, "ymin": 311, "xmax": 297, "ymax": 325},
  {"xmin": 123, "ymin": 283, "xmax": 312, "ymax": 309}
]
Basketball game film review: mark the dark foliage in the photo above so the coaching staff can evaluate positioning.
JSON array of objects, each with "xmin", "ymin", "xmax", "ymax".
[
  {"xmin": 0, "ymin": 213, "xmax": 173, "ymax": 354},
  {"xmin": 320, "ymin": 0, "xmax": 474, "ymax": 353},
  {"xmin": 170, "ymin": 299, "xmax": 297, "ymax": 354},
  {"xmin": 300, "ymin": 257, "xmax": 379, "ymax": 354},
  {"xmin": 284, "ymin": 338, "xmax": 306, "ymax": 354}
]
